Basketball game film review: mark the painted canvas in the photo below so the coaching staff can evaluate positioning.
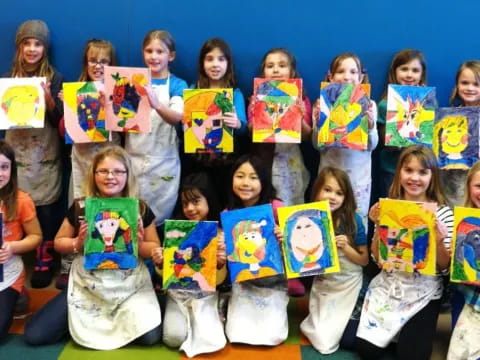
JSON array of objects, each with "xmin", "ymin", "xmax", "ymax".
[
  {"xmin": 433, "ymin": 107, "xmax": 480, "ymax": 170},
  {"xmin": 317, "ymin": 82, "xmax": 370, "ymax": 150},
  {"xmin": 386, "ymin": 85, "xmax": 436, "ymax": 147},
  {"xmin": 63, "ymin": 81, "xmax": 110, "ymax": 144},
  {"xmin": 378, "ymin": 199, "xmax": 437, "ymax": 275},
  {"xmin": 183, "ymin": 88, "xmax": 234, "ymax": 153},
  {"xmin": 163, "ymin": 220, "xmax": 218, "ymax": 291},
  {"xmin": 221, "ymin": 204, "xmax": 284, "ymax": 282},
  {"xmin": 0, "ymin": 77, "xmax": 45, "ymax": 129},
  {"xmin": 84, "ymin": 197, "xmax": 139, "ymax": 270},
  {"xmin": 278, "ymin": 201, "xmax": 340, "ymax": 279},
  {"xmin": 450, "ymin": 207, "xmax": 480, "ymax": 285},
  {"xmin": 252, "ymin": 78, "xmax": 302, "ymax": 143},
  {"xmin": 104, "ymin": 66, "xmax": 150, "ymax": 133}
]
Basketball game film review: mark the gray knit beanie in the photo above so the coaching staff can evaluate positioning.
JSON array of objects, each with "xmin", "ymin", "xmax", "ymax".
[{"xmin": 15, "ymin": 20, "xmax": 49, "ymax": 48}]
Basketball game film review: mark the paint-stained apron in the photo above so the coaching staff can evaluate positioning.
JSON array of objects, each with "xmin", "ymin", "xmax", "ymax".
[
  {"xmin": 0, "ymin": 255, "xmax": 22, "ymax": 291},
  {"xmin": 125, "ymin": 76, "xmax": 180, "ymax": 226},
  {"xmin": 67, "ymin": 256, "xmax": 161, "ymax": 350},
  {"xmin": 447, "ymin": 304, "xmax": 480, "ymax": 360},
  {"xmin": 300, "ymin": 252, "xmax": 362, "ymax": 354},
  {"xmin": 356, "ymin": 270, "xmax": 442, "ymax": 348},
  {"xmin": 272, "ymin": 144, "xmax": 309, "ymax": 206}
]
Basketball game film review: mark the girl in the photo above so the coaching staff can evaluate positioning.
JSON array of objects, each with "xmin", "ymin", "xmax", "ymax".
[
  {"xmin": 249, "ymin": 47, "xmax": 312, "ymax": 207},
  {"xmin": 376, "ymin": 49, "xmax": 427, "ymax": 200},
  {"xmin": 57, "ymin": 38, "xmax": 120, "ymax": 290},
  {"xmin": 6, "ymin": 20, "xmax": 64, "ymax": 288},
  {"xmin": 183, "ymin": 38, "xmax": 247, "ymax": 208},
  {"xmin": 162, "ymin": 172, "xmax": 227, "ymax": 357},
  {"xmin": 356, "ymin": 145, "xmax": 453, "ymax": 360},
  {"xmin": 224, "ymin": 154, "xmax": 289, "ymax": 346},
  {"xmin": 447, "ymin": 161, "xmax": 480, "ymax": 360},
  {"xmin": 300, "ymin": 166, "xmax": 368, "ymax": 354},
  {"xmin": 0, "ymin": 140, "xmax": 42, "ymax": 342},
  {"xmin": 313, "ymin": 53, "xmax": 378, "ymax": 228},
  {"xmin": 126, "ymin": 30, "xmax": 187, "ymax": 229},
  {"xmin": 24, "ymin": 146, "xmax": 162, "ymax": 349}
]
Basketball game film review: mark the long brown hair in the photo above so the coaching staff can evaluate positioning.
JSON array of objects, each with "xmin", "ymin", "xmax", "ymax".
[
  {"xmin": 11, "ymin": 40, "xmax": 54, "ymax": 80},
  {"xmin": 463, "ymin": 161, "xmax": 480, "ymax": 207},
  {"xmin": 389, "ymin": 145, "xmax": 447, "ymax": 205},
  {"xmin": 196, "ymin": 38, "xmax": 236, "ymax": 89},
  {"xmin": 326, "ymin": 52, "xmax": 369, "ymax": 84},
  {"xmin": 0, "ymin": 140, "xmax": 18, "ymax": 221},
  {"xmin": 311, "ymin": 166, "xmax": 357, "ymax": 244},
  {"xmin": 450, "ymin": 60, "xmax": 480, "ymax": 106},
  {"xmin": 78, "ymin": 39, "xmax": 117, "ymax": 81}
]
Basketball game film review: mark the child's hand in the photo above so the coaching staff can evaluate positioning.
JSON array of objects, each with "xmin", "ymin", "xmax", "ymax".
[
  {"xmin": 76, "ymin": 220, "xmax": 89, "ymax": 250},
  {"xmin": 58, "ymin": 90, "xmax": 64, "ymax": 102},
  {"xmin": 296, "ymin": 97, "xmax": 306, "ymax": 120},
  {"xmin": 335, "ymin": 235, "xmax": 350, "ymax": 250},
  {"xmin": 98, "ymin": 90, "xmax": 106, "ymax": 108},
  {"xmin": 369, "ymin": 202, "xmax": 380, "ymax": 225},
  {"xmin": 312, "ymin": 98, "xmax": 320, "ymax": 124},
  {"xmin": 274, "ymin": 225, "xmax": 284, "ymax": 244},
  {"xmin": 151, "ymin": 247, "xmax": 163, "ymax": 266},
  {"xmin": 435, "ymin": 219, "xmax": 449, "ymax": 245},
  {"xmin": 41, "ymin": 81, "xmax": 56, "ymax": 111},
  {"xmin": 223, "ymin": 109, "xmax": 241, "ymax": 129},
  {"xmin": 144, "ymin": 85, "xmax": 163, "ymax": 111},
  {"xmin": 366, "ymin": 101, "xmax": 375, "ymax": 129},
  {"xmin": 0, "ymin": 242, "xmax": 13, "ymax": 263},
  {"xmin": 137, "ymin": 217, "xmax": 145, "ymax": 243},
  {"xmin": 216, "ymin": 231, "xmax": 227, "ymax": 268}
]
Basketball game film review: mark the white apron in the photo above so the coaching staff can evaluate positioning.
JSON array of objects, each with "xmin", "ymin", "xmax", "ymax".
[
  {"xmin": 125, "ymin": 76, "xmax": 180, "ymax": 226},
  {"xmin": 447, "ymin": 304, "xmax": 480, "ymax": 360},
  {"xmin": 300, "ymin": 253, "xmax": 362, "ymax": 354},
  {"xmin": 67, "ymin": 256, "xmax": 161, "ymax": 350},
  {"xmin": 0, "ymin": 255, "xmax": 23, "ymax": 291},
  {"xmin": 226, "ymin": 281, "xmax": 289, "ymax": 345},
  {"xmin": 272, "ymin": 143, "xmax": 309, "ymax": 206},
  {"xmin": 356, "ymin": 271, "xmax": 442, "ymax": 348}
]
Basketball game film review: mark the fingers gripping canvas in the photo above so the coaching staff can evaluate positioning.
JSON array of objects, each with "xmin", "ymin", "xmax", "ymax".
[
  {"xmin": 278, "ymin": 201, "xmax": 340, "ymax": 279},
  {"xmin": 163, "ymin": 220, "xmax": 218, "ymax": 291},
  {"xmin": 84, "ymin": 198, "xmax": 139, "ymax": 270},
  {"xmin": 221, "ymin": 204, "xmax": 284, "ymax": 283}
]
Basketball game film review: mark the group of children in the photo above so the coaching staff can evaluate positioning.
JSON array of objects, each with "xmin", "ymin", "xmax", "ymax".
[{"xmin": 0, "ymin": 18, "xmax": 479, "ymax": 359}]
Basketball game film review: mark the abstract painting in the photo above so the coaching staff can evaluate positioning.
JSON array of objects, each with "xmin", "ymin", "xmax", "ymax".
[
  {"xmin": 104, "ymin": 66, "xmax": 150, "ymax": 133},
  {"xmin": 0, "ymin": 77, "xmax": 45, "ymax": 129},
  {"xmin": 386, "ymin": 85, "xmax": 436, "ymax": 147},
  {"xmin": 278, "ymin": 201, "xmax": 340, "ymax": 279},
  {"xmin": 433, "ymin": 107, "xmax": 480, "ymax": 170},
  {"xmin": 163, "ymin": 220, "xmax": 218, "ymax": 291},
  {"xmin": 183, "ymin": 88, "xmax": 234, "ymax": 153},
  {"xmin": 84, "ymin": 197, "xmax": 138, "ymax": 270},
  {"xmin": 63, "ymin": 81, "xmax": 110, "ymax": 144},
  {"xmin": 251, "ymin": 78, "xmax": 302, "ymax": 143},
  {"xmin": 378, "ymin": 198, "xmax": 437, "ymax": 275},
  {"xmin": 450, "ymin": 206, "xmax": 480, "ymax": 285},
  {"xmin": 221, "ymin": 204, "xmax": 284, "ymax": 282},
  {"xmin": 317, "ymin": 82, "xmax": 370, "ymax": 150}
]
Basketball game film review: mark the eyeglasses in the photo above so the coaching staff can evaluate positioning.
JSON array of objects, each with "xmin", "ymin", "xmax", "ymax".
[
  {"xmin": 88, "ymin": 58, "xmax": 110, "ymax": 66},
  {"xmin": 95, "ymin": 169, "xmax": 127, "ymax": 177}
]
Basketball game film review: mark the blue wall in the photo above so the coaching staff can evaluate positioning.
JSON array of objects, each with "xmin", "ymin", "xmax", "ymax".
[{"xmin": 1, "ymin": 1, "xmax": 478, "ymax": 106}]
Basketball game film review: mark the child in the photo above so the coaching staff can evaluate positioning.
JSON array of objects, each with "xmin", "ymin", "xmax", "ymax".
[
  {"xmin": 313, "ymin": 53, "xmax": 378, "ymax": 228},
  {"xmin": 0, "ymin": 140, "xmax": 42, "ymax": 342},
  {"xmin": 248, "ymin": 47, "xmax": 312, "ymax": 206},
  {"xmin": 356, "ymin": 145, "xmax": 453, "ymax": 359},
  {"xmin": 24, "ymin": 146, "xmax": 162, "ymax": 349},
  {"xmin": 447, "ymin": 161, "xmax": 480, "ymax": 360},
  {"xmin": 300, "ymin": 166, "xmax": 368, "ymax": 354},
  {"xmin": 57, "ymin": 38, "xmax": 121, "ymax": 290},
  {"xmin": 6, "ymin": 20, "xmax": 64, "ymax": 288},
  {"xmin": 376, "ymin": 49, "xmax": 427, "ymax": 200},
  {"xmin": 162, "ymin": 172, "xmax": 227, "ymax": 357},
  {"xmin": 224, "ymin": 154, "xmax": 289, "ymax": 346},
  {"xmin": 183, "ymin": 38, "xmax": 247, "ymax": 207},
  {"xmin": 126, "ymin": 30, "xmax": 187, "ymax": 229}
]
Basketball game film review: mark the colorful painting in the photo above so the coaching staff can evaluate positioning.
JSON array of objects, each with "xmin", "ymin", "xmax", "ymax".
[
  {"xmin": 0, "ymin": 77, "xmax": 45, "ymax": 129},
  {"xmin": 84, "ymin": 197, "xmax": 139, "ymax": 270},
  {"xmin": 433, "ymin": 107, "xmax": 480, "ymax": 170},
  {"xmin": 104, "ymin": 66, "xmax": 150, "ymax": 133},
  {"xmin": 317, "ymin": 82, "xmax": 370, "ymax": 150},
  {"xmin": 183, "ymin": 88, "xmax": 234, "ymax": 153},
  {"xmin": 163, "ymin": 220, "xmax": 218, "ymax": 291},
  {"xmin": 378, "ymin": 199, "xmax": 437, "ymax": 275},
  {"xmin": 451, "ymin": 207, "xmax": 480, "ymax": 285},
  {"xmin": 221, "ymin": 204, "xmax": 284, "ymax": 283},
  {"xmin": 278, "ymin": 201, "xmax": 340, "ymax": 279},
  {"xmin": 251, "ymin": 78, "xmax": 302, "ymax": 143},
  {"xmin": 63, "ymin": 81, "xmax": 110, "ymax": 144},
  {"xmin": 386, "ymin": 85, "xmax": 436, "ymax": 147}
]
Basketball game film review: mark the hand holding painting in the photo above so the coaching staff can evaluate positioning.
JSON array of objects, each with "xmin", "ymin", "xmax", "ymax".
[{"xmin": 151, "ymin": 246, "xmax": 163, "ymax": 266}]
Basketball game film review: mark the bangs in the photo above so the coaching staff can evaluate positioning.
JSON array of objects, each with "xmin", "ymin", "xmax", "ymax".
[{"xmin": 182, "ymin": 188, "xmax": 202, "ymax": 203}]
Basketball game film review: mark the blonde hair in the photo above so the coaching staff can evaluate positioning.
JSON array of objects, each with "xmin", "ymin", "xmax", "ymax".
[
  {"xmin": 389, "ymin": 145, "xmax": 447, "ymax": 205},
  {"xmin": 463, "ymin": 161, "xmax": 480, "ymax": 207},
  {"xmin": 326, "ymin": 52, "xmax": 369, "ymax": 84},
  {"xmin": 10, "ymin": 39, "xmax": 54, "ymax": 80},
  {"xmin": 79, "ymin": 39, "xmax": 117, "ymax": 81},
  {"xmin": 450, "ymin": 60, "xmax": 480, "ymax": 106}
]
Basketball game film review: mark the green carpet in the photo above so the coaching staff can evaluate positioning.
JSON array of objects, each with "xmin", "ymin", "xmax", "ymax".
[{"xmin": 0, "ymin": 334, "xmax": 65, "ymax": 360}]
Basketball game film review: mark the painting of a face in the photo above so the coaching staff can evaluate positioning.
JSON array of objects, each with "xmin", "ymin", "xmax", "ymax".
[
  {"xmin": 95, "ymin": 217, "xmax": 120, "ymax": 247},
  {"xmin": 440, "ymin": 116, "xmax": 468, "ymax": 154},
  {"xmin": 290, "ymin": 216, "xmax": 324, "ymax": 264}
]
